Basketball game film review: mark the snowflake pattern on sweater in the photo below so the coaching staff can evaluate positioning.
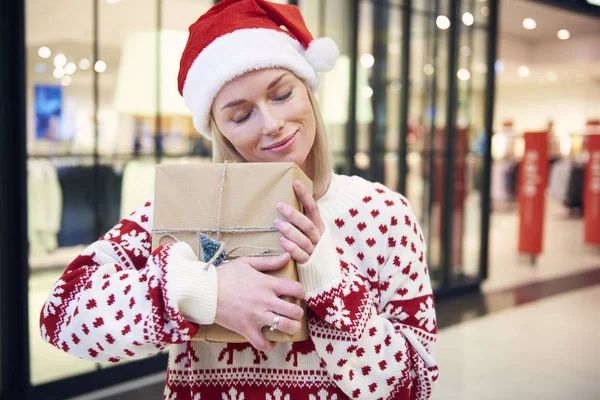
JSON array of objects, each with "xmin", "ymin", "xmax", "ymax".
[{"xmin": 40, "ymin": 174, "xmax": 438, "ymax": 399}]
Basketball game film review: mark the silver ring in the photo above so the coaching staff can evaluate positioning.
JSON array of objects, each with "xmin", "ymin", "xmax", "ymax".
[{"xmin": 269, "ymin": 314, "xmax": 280, "ymax": 331}]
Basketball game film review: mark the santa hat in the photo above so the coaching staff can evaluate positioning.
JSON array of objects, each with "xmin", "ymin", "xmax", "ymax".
[{"xmin": 177, "ymin": 0, "xmax": 339, "ymax": 139}]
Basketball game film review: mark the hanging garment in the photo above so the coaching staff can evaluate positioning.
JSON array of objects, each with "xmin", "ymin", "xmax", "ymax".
[
  {"xmin": 548, "ymin": 159, "xmax": 573, "ymax": 204},
  {"xmin": 491, "ymin": 160, "xmax": 517, "ymax": 203},
  {"xmin": 57, "ymin": 165, "xmax": 122, "ymax": 247},
  {"xmin": 27, "ymin": 159, "xmax": 63, "ymax": 257},
  {"xmin": 564, "ymin": 164, "xmax": 585, "ymax": 210},
  {"xmin": 120, "ymin": 159, "xmax": 157, "ymax": 219}
]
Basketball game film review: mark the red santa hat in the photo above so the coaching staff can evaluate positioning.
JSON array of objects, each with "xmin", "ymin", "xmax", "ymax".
[{"xmin": 177, "ymin": 0, "xmax": 339, "ymax": 139}]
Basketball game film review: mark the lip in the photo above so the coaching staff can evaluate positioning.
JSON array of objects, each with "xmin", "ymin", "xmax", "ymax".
[{"xmin": 264, "ymin": 131, "xmax": 298, "ymax": 152}]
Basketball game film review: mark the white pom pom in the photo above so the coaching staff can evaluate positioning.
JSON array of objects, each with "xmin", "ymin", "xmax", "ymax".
[{"xmin": 305, "ymin": 37, "xmax": 339, "ymax": 72}]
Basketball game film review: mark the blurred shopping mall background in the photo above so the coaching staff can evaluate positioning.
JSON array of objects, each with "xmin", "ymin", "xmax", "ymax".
[{"xmin": 1, "ymin": 0, "xmax": 600, "ymax": 399}]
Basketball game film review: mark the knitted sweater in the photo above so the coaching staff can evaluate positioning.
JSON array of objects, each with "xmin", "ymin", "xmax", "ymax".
[{"xmin": 40, "ymin": 173, "xmax": 438, "ymax": 400}]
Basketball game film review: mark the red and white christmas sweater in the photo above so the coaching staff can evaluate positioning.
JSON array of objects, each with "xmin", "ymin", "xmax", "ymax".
[{"xmin": 40, "ymin": 173, "xmax": 438, "ymax": 399}]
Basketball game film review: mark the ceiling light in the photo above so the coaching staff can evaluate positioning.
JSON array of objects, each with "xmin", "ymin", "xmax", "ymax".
[
  {"xmin": 436, "ymin": 16, "xmax": 451, "ymax": 30},
  {"xmin": 557, "ymin": 29, "xmax": 571, "ymax": 40},
  {"xmin": 65, "ymin": 62, "xmax": 77, "ymax": 75},
  {"xmin": 423, "ymin": 64, "xmax": 435, "ymax": 75},
  {"xmin": 518, "ymin": 66, "xmax": 530, "ymax": 77},
  {"xmin": 38, "ymin": 46, "xmax": 51, "ymax": 59},
  {"xmin": 462, "ymin": 12, "xmax": 474, "ymax": 26},
  {"xmin": 94, "ymin": 60, "xmax": 107, "ymax": 73},
  {"xmin": 495, "ymin": 61, "xmax": 504, "ymax": 73},
  {"xmin": 79, "ymin": 58, "xmax": 91, "ymax": 70},
  {"xmin": 523, "ymin": 18, "xmax": 537, "ymax": 30},
  {"xmin": 457, "ymin": 69, "xmax": 471, "ymax": 81},
  {"xmin": 354, "ymin": 152, "xmax": 370, "ymax": 170},
  {"xmin": 362, "ymin": 86, "xmax": 374, "ymax": 99},
  {"xmin": 586, "ymin": 0, "xmax": 600, "ymax": 6},
  {"xmin": 106, "ymin": 0, "xmax": 121, "ymax": 3},
  {"xmin": 60, "ymin": 76, "xmax": 72, "ymax": 86},
  {"xmin": 53, "ymin": 54, "xmax": 67, "ymax": 68},
  {"xmin": 546, "ymin": 71, "xmax": 558, "ymax": 82},
  {"xmin": 53, "ymin": 67, "xmax": 65, "ymax": 79},
  {"xmin": 360, "ymin": 54, "xmax": 375, "ymax": 68}
]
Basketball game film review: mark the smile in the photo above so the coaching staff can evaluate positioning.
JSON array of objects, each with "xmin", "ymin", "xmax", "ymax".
[{"xmin": 264, "ymin": 130, "xmax": 298, "ymax": 152}]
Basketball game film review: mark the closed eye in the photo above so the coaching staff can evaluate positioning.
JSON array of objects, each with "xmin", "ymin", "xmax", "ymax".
[
  {"xmin": 274, "ymin": 89, "xmax": 293, "ymax": 102},
  {"xmin": 234, "ymin": 110, "xmax": 253, "ymax": 125}
]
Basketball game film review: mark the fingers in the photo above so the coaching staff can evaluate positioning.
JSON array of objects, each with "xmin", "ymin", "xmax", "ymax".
[
  {"xmin": 247, "ymin": 330, "xmax": 275, "ymax": 353},
  {"xmin": 244, "ymin": 253, "xmax": 291, "ymax": 272},
  {"xmin": 293, "ymin": 180, "xmax": 324, "ymax": 231},
  {"xmin": 270, "ymin": 297, "xmax": 304, "ymax": 320},
  {"xmin": 280, "ymin": 237, "xmax": 310, "ymax": 264},
  {"xmin": 273, "ymin": 277, "xmax": 305, "ymax": 300},
  {"xmin": 262, "ymin": 312, "xmax": 302, "ymax": 336},
  {"xmin": 275, "ymin": 218, "xmax": 314, "ymax": 254},
  {"xmin": 276, "ymin": 202, "xmax": 321, "ymax": 245}
]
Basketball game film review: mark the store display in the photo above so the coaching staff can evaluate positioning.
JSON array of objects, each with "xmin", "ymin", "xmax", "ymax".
[
  {"xmin": 518, "ymin": 131, "xmax": 549, "ymax": 257},
  {"xmin": 584, "ymin": 134, "xmax": 600, "ymax": 245}
]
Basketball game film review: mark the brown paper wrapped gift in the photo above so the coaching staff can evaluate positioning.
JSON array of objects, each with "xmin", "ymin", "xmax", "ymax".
[{"xmin": 151, "ymin": 162, "xmax": 311, "ymax": 343}]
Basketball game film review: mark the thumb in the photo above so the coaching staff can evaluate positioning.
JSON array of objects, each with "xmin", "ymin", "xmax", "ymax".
[{"xmin": 244, "ymin": 253, "xmax": 291, "ymax": 272}]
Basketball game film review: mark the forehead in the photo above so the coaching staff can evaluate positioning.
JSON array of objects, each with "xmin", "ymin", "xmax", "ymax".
[{"xmin": 214, "ymin": 68, "xmax": 296, "ymax": 103}]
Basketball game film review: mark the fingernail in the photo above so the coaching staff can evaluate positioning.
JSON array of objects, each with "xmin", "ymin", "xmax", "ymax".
[
  {"xmin": 277, "ymin": 202, "xmax": 285, "ymax": 211},
  {"xmin": 274, "ymin": 218, "xmax": 280, "ymax": 226},
  {"xmin": 294, "ymin": 180, "xmax": 301, "ymax": 188}
]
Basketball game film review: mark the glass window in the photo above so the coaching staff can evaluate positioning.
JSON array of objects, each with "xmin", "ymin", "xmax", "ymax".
[
  {"xmin": 27, "ymin": 0, "xmax": 99, "ymax": 385},
  {"xmin": 300, "ymin": 0, "xmax": 357, "ymax": 173},
  {"xmin": 27, "ymin": 0, "xmax": 214, "ymax": 387},
  {"xmin": 457, "ymin": 24, "xmax": 489, "ymax": 281},
  {"xmin": 383, "ymin": 2, "xmax": 404, "ymax": 192},
  {"xmin": 406, "ymin": 2, "xmax": 445, "ymax": 279}
]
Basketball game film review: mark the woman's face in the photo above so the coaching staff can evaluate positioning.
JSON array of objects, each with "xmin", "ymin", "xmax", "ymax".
[{"xmin": 211, "ymin": 68, "xmax": 316, "ymax": 172}]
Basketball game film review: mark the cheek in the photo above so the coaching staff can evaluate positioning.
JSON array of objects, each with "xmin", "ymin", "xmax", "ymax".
[
  {"xmin": 223, "ymin": 127, "xmax": 264, "ymax": 160},
  {"xmin": 298, "ymin": 98, "xmax": 316, "ymax": 138},
  {"xmin": 289, "ymin": 93, "xmax": 315, "ymax": 128}
]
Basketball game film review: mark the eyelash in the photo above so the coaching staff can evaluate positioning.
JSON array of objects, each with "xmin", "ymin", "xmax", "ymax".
[{"xmin": 233, "ymin": 89, "xmax": 294, "ymax": 125}]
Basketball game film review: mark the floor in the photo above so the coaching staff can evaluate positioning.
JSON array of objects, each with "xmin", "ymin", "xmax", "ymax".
[
  {"xmin": 432, "ymin": 285, "xmax": 600, "ymax": 400},
  {"xmin": 27, "ymin": 198, "xmax": 600, "ymax": 398}
]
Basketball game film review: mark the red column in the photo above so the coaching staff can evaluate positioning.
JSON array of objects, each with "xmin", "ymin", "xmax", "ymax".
[
  {"xmin": 584, "ymin": 134, "xmax": 600, "ymax": 245},
  {"xmin": 518, "ymin": 131, "xmax": 549, "ymax": 256}
]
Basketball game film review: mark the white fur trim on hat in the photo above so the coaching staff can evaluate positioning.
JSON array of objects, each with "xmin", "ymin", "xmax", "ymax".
[{"xmin": 182, "ymin": 28, "xmax": 331, "ymax": 139}]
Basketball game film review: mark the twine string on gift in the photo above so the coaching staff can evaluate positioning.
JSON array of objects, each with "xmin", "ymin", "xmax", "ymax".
[
  {"xmin": 152, "ymin": 161, "xmax": 285, "ymax": 268},
  {"xmin": 216, "ymin": 160, "xmax": 228, "ymax": 242}
]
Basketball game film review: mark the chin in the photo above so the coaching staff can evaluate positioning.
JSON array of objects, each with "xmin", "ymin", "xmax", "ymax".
[{"xmin": 281, "ymin": 152, "xmax": 309, "ymax": 166}]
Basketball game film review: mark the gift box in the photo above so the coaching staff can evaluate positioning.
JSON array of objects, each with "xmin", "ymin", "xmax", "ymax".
[{"xmin": 152, "ymin": 162, "xmax": 311, "ymax": 343}]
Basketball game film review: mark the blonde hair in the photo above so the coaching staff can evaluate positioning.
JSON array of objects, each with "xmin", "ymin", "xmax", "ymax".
[{"xmin": 210, "ymin": 80, "xmax": 334, "ymax": 199}]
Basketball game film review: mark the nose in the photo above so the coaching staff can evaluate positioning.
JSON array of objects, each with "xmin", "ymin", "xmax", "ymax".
[{"xmin": 260, "ymin": 105, "xmax": 284, "ymax": 136}]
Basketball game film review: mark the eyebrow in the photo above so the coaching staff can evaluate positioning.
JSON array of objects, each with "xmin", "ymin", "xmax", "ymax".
[{"xmin": 220, "ymin": 73, "xmax": 289, "ymax": 111}]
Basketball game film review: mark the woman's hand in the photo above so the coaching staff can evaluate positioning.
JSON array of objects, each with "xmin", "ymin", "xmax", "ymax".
[
  {"xmin": 214, "ymin": 253, "xmax": 305, "ymax": 353},
  {"xmin": 275, "ymin": 180, "xmax": 325, "ymax": 264}
]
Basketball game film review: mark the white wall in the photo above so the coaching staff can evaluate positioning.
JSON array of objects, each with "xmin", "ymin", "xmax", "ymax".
[{"xmin": 494, "ymin": 81, "xmax": 600, "ymax": 135}]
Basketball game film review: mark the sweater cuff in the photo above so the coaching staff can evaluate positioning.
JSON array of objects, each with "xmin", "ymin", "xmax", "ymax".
[
  {"xmin": 166, "ymin": 242, "xmax": 218, "ymax": 325},
  {"xmin": 297, "ymin": 227, "xmax": 342, "ymax": 294}
]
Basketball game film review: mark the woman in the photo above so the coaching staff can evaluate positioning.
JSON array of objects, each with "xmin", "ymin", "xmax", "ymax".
[{"xmin": 40, "ymin": 0, "xmax": 438, "ymax": 398}]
